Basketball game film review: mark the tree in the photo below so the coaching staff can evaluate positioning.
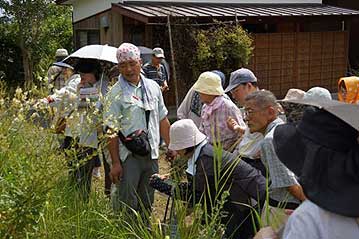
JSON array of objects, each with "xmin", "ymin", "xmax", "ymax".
[
  {"xmin": 193, "ymin": 24, "xmax": 253, "ymax": 78},
  {"xmin": 0, "ymin": 0, "xmax": 72, "ymax": 88}
]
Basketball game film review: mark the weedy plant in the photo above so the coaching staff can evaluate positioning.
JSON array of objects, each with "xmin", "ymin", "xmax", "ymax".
[{"xmin": 0, "ymin": 82, "xmax": 289, "ymax": 239}]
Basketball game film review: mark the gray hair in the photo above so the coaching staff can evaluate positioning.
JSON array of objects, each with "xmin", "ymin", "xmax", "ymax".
[{"xmin": 245, "ymin": 90, "xmax": 277, "ymax": 108}]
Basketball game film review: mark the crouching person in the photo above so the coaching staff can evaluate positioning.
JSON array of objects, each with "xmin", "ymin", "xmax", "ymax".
[
  {"xmin": 103, "ymin": 43, "xmax": 171, "ymax": 217},
  {"xmin": 168, "ymin": 119, "xmax": 266, "ymax": 239}
]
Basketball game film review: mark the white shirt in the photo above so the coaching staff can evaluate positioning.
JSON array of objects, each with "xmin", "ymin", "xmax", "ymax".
[
  {"xmin": 283, "ymin": 200, "xmax": 359, "ymax": 239},
  {"xmin": 234, "ymin": 128, "xmax": 263, "ymax": 159},
  {"xmin": 186, "ymin": 139, "xmax": 208, "ymax": 176}
]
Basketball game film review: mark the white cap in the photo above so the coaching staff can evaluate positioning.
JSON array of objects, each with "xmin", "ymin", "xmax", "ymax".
[
  {"xmin": 304, "ymin": 87, "xmax": 332, "ymax": 101},
  {"xmin": 55, "ymin": 48, "xmax": 68, "ymax": 57},
  {"xmin": 152, "ymin": 47, "xmax": 165, "ymax": 58},
  {"xmin": 168, "ymin": 119, "xmax": 206, "ymax": 151},
  {"xmin": 192, "ymin": 71, "xmax": 224, "ymax": 96}
]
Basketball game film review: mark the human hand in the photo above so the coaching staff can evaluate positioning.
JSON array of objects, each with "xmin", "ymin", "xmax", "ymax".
[
  {"xmin": 227, "ymin": 116, "xmax": 238, "ymax": 130},
  {"xmin": 165, "ymin": 149, "xmax": 177, "ymax": 162},
  {"xmin": 151, "ymin": 173, "xmax": 170, "ymax": 180},
  {"xmin": 227, "ymin": 117, "xmax": 246, "ymax": 135},
  {"xmin": 253, "ymin": 227, "xmax": 278, "ymax": 239},
  {"xmin": 161, "ymin": 81, "xmax": 169, "ymax": 92},
  {"xmin": 110, "ymin": 162, "xmax": 123, "ymax": 184}
]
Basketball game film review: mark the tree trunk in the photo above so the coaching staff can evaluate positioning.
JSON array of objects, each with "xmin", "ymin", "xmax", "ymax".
[{"xmin": 20, "ymin": 41, "xmax": 33, "ymax": 89}]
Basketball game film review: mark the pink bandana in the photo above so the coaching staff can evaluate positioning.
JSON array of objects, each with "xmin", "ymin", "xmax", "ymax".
[{"xmin": 116, "ymin": 43, "xmax": 141, "ymax": 63}]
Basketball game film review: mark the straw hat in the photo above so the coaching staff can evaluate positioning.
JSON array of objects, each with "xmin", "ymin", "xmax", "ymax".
[
  {"xmin": 168, "ymin": 119, "xmax": 206, "ymax": 151},
  {"xmin": 192, "ymin": 71, "xmax": 224, "ymax": 96}
]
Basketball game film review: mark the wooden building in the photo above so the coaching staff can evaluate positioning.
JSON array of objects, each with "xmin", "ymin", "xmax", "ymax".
[
  {"xmin": 323, "ymin": 0, "xmax": 359, "ymax": 71},
  {"xmin": 57, "ymin": 0, "xmax": 359, "ymax": 106}
]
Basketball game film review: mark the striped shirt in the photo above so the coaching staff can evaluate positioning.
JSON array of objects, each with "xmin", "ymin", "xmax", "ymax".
[{"xmin": 142, "ymin": 62, "xmax": 168, "ymax": 86}]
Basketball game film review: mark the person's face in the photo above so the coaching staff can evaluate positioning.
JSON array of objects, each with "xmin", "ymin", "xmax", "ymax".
[
  {"xmin": 79, "ymin": 72, "xmax": 97, "ymax": 87},
  {"xmin": 244, "ymin": 100, "xmax": 275, "ymax": 134},
  {"xmin": 63, "ymin": 68, "xmax": 73, "ymax": 79},
  {"xmin": 176, "ymin": 149, "xmax": 187, "ymax": 158},
  {"xmin": 198, "ymin": 93, "xmax": 217, "ymax": 104},
  {"xmin": 118, "ymin": 59, "xmax": 142, "ymax": 84},
  {"xmin": 152, "ymin": 56, "xmax": 162, "ymax": 66},
  {"xmin": 230, "ymin": 83, "xmax": 256, "ymax": 106},
  {"xmin": 176, "ymin": 148, "xmax": 194, "ymax": 159}
]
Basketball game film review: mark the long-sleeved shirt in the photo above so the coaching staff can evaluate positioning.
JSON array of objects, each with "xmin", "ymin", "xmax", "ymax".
[{"xmin": 199, "ymin": 95, "xmax": 246, "ymax": 151}]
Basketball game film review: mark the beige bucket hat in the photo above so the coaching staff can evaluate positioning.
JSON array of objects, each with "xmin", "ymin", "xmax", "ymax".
[
  {"xmin": 168, "ymin": 119, "xmax": 206, "ymax": 151},
  {"xmin": 281, "ymin": 88, "xmax": 305, "ymax": 101},
  {"xmin": 192, "ymin": 71, "xmax": 224, "ymax": 96}
]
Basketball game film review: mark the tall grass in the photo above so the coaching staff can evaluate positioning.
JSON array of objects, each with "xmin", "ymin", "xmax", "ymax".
[
  {"xmin": 0, "ymin": 85, "xmax": 228, "ymax": 238},
  {"xmin": 0, "ymin": 82, "xmax": 287, "ymax": 238}
]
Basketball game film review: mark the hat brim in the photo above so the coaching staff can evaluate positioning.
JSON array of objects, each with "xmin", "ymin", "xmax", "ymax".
[
  {"xmin": 273, "ymin": 123, "xmax": 306, "ymax": 176},
  {"xmin": 285, "ymin": 99, "xmax": 359, "ymax": 131},
  {"xmin": 168, "ymin": 134, "xmax": 206, "ymax": 151},
  {"xmin": 224, "ymin": 83, "xmax": 238, "ymax": 93}
]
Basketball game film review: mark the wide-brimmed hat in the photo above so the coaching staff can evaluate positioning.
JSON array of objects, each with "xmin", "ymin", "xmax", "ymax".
[
  {"xmin": 168, "ymin": 119, "xmax": 206, "ymax": 151},
  {"xmin": 278, "ymin": 89, "xmax": 306, "ymax": 123},
  {"xmin": 273, "ymin": 99, "xmax": 359, "ymax": 217},
  {"xmin": 192, "ymin": 71, "xmax": 224, "ymax": 96},
  {"xmin": 224, "ymin": 68, "xmax": 257, "ymax": 93},
  {"xmin": 211, "ymin": 70, "xmax": 226, "ymax": 88},
  {"xmin": 303, "ymin": 87, "xmax": 332, "ymax": 101}
]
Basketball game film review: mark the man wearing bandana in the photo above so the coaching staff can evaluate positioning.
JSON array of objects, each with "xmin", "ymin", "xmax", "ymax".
[{"xmin": 103, "ymin": 43, "xmax": 171, "ymax": 215}]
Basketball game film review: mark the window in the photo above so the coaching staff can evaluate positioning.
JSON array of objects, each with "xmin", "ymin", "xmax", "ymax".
[{"xmin": 76, "ymin": 30, "xmax": 100, "ymax": 49}]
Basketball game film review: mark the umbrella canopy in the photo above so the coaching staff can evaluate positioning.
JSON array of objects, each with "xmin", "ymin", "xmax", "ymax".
[
  {"xmin": 63, "ymin": 44, "xmax": 118, "ymax": 72},
  {"xmin": 138, "ymin": 46, "xmax": 153, "ymax": 64},
  {"xmin": 286, "ymin": 99, "xmax": 359, "ymax": 131},
  {"xmin": 138, "ymin": 46, "xmax": 153, "ymax": 55}
]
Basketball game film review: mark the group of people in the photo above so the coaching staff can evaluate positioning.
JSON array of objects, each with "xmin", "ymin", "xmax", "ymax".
[
  {"xmin": 42, "ymin": 42, "xmax": 359, "ymax": 239},
  {"xmin": 173, "ymin": 68, "xmax": 359, "ymax": 238}
]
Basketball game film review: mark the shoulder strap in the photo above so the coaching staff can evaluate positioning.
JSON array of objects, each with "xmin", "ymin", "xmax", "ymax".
[{"xmin": 145, "ymin": 110, "xmax": 150, "ymax": 129}]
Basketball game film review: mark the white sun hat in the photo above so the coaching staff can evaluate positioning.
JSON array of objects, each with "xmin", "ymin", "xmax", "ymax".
[
  {"xmin": 304, "ymin": 87, "xmax": 332, "ymax": 101},
  {"xmin": 192, "ymin": 71, "xmax": 224, "ymax": 96},
  {"xmin": 168, "ymin": 119, "xmax": 206, "ymax": 151}
]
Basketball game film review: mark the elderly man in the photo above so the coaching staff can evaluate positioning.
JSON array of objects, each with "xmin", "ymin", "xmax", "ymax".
[
  {"xmin": 142, "ymin": 47, "xmax": 169, "ymax": 92},
  {"xmin": 104, "ymin": 43, "xmax": 171, "ymax": 213},
  {"xmin": 244, "ymin": 90, "xmax": 306, "ymax": 209}
]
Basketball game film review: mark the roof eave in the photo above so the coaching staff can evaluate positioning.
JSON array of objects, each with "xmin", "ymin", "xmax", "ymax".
[{"xmin": 56, "ymin": 0, "xmax": 73, "ymax": 5}]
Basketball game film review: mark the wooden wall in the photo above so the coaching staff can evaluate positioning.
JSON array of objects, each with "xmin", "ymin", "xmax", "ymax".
[
  {"xmin": 73, "ymin": 9, "xmax": 123, "ymax": 49},
  {"xmin": 248, "ymin": 31, "xmax": 348, "ymax": 98}
]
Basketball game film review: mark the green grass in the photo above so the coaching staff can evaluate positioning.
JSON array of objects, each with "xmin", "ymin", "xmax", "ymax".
[{"xmin": 0, "ymin": 84, "xmax": 288, "ymax": 238}]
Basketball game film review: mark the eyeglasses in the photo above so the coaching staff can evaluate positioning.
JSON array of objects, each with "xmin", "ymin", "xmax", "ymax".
[{"xmin": 243, "ymin": 108, "xmax": 264, "ymax": 118}]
